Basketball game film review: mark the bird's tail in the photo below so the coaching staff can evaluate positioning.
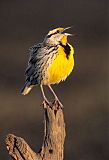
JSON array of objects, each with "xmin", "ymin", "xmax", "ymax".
[{"xmin": 21, "ymin": 84, "xmax": 34, "ymax": 95}]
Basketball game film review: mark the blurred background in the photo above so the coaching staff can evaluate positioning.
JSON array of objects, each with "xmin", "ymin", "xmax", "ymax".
[{"xmin": 0, "ymin": 0, "xmax": 108, "ymax": 159}]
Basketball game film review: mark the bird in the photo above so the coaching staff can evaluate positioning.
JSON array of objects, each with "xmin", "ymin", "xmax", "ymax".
[{"xmin": 21, "ymin": 27, "xmax": 75, "ymax": 107}]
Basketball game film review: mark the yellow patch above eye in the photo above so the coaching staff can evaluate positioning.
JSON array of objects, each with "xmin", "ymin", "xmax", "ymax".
[{"xmin": 57, "ymin": 28, "xmax": 65, "ymax": 32}]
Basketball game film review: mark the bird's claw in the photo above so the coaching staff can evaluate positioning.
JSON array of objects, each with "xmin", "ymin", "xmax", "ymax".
[
  {"xmin": 53, "ymin": 99, "xmax": 64, "ymax": 109},
  {"xmin": 42, "ymin": 99, "xmax": 53, "ymax": 108}
]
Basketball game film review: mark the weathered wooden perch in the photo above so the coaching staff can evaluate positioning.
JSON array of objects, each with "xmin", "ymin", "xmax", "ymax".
[{"xmin": 5, "ymin": 101, "xmax": 66, "ymax": 160}]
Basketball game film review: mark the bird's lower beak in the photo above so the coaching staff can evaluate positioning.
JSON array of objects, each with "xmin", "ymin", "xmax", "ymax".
[{"xmin": 64, "ymin": 33, "xmax": 72, "ymax": 36}]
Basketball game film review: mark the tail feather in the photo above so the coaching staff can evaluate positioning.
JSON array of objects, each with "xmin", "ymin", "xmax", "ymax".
[{"xmin": 21, "ymin": 85, "xmax": 33, "ymax": 95}]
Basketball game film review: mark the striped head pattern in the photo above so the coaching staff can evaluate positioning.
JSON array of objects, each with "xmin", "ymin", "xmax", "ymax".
[{"xmin": 44, "ymin": 27, "xmax": 72, "ymax": 46}]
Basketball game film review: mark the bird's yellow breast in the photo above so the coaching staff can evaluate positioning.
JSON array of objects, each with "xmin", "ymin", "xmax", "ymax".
[{"xmin": 47, "ymin": 44, "xmax": 74, "ymax": 84}]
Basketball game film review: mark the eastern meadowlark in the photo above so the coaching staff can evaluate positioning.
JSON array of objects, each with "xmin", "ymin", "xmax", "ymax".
[{"xmin": 21, "ymin": 27, "xmax": 75, "ymax": 107}]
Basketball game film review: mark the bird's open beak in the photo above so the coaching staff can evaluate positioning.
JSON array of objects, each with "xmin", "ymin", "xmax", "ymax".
[{"xmin": 63, "ymin": 26, "xmax": 73, "ymax": 36}]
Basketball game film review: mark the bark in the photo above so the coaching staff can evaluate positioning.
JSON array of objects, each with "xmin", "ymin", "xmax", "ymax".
[{"xmin": 5, "ymin": 101, "xmax": 66, "ymax": 160}]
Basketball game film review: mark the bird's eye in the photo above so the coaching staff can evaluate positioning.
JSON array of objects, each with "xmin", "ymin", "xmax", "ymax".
[
  {"xmin": 56, "ymin": 30, "xmax": 60, "ymax": 33},
  {"xmin": 47, "ymin": 30, "xmax": 60, "ymax": 38}
]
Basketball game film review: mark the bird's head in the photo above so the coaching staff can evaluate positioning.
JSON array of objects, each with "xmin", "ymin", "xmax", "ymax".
[{"xmin": 44, "ymin": 27, "xmax": 72, "ymax": 46}]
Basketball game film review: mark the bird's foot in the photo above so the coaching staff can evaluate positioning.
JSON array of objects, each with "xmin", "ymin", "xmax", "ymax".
[
  {"xmin": 42, "ymin": 98, "xmax": 63, "ymax": 109},
  {"xmin": 42, "ymin": 99, "xmax": 52, "ymax": 108},
  {"xmin": 53, "ymin": 99, "xmax": 64, "ymax": 109}
]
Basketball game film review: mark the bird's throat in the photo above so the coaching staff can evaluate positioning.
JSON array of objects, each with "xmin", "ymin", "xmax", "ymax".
[{"xmin": 60, "ymin": 42, "xmax": 71, "ymax": 59}]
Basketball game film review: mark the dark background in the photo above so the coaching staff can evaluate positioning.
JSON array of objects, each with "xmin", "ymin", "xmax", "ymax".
[{"xmin": 0, "ymin": 0, "xmax": 108, "ymax": 159}]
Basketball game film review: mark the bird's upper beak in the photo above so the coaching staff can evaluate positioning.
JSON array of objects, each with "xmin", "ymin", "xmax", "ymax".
[{"xmin": 64, "ymin": 26, "xmax": 72, "ymax": 31}]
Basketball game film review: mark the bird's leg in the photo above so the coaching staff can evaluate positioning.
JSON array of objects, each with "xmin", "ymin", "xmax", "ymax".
[
  {"xmin": 40, "ymin": 84, "xmax": 50, "ymax": 105},
  {"xmin": 48, "ymin": 85, "xmax": 63, "ymax": 108}
]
